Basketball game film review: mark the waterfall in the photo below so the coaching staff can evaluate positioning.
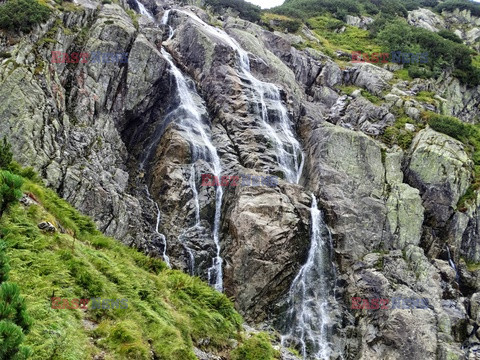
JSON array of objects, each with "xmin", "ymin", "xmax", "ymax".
[
  {"xmin": 161, "ymin": 48, "xmax": 225, "ymax": 292},
  {"xmin": 161, "ymin": 10, "xmax": 175, "ymax": 40},
  {"xmin": 281, "ymin": 194, "xmax": 334, "ymax": 359},
  {"xmin": 133, "ymin": 0, "xmax": 155, "ymax": 22},
  {"xmin": 165, "ymin": 9, "xmax": 304, "ymax": 183}
]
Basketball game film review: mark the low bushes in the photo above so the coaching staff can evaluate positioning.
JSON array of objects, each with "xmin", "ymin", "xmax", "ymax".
[{"xmin": 0, "ymin": 0, "xmax": 51, "ymax": 33}]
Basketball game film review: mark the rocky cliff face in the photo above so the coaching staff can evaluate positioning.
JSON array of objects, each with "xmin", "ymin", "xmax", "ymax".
[{"xmin": 3, "ymin": 1, "xmax": 480, "ymax": 359}]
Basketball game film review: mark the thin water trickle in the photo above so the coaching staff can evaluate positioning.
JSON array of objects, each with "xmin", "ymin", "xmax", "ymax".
[
  {"xmin": 145, "ymin": 187, "xmax": 171, "ymax": 267},
  {"xmin": 446, "ymin": 245, "xmax": 460, "ymax": 283},
  {"xmin": 189, "ymin": 164, "xmax": 201, "ymax": 225}
]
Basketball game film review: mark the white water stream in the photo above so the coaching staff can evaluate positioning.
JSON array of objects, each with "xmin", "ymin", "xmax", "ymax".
[
  {"xmin": 281, "ymin": 194, "xmax": 333, "ymax": 359},
  {"xmin": 133, "ymin": 0, "xmax": 155, "ymax": 21},
  {"xmin": 160, "ymin": 47, "xmax": 224, "ymax": 292},
  {"xmin": 145, "ymin": 187, "xmax": 171, "ymax": 267},
  {"xmin": 165, "ymin": 9, "xmax": 304, "ymax": 183}
]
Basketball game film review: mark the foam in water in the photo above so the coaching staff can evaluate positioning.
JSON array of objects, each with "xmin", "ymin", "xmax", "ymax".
[
  {"xmin": 281, "ymin": 194, "xmax": 333, "ymax": 359},
  {"xmin": 171, "ymin": 9, "xmax": 304, "ymax": 183}
]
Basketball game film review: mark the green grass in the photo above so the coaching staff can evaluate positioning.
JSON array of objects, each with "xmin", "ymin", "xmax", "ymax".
[
  {"xmin": 125, "ymin": 9, "xmax": 139, "ymax": 30},
  {"xmin": 381, "ymin": 115, "xmax": 418, "ymax": 150},
  {"xmin": 415, "ymin": 91, "xmax": 436, "ymax": 105},
  {"xmin": 336, "ymin": 85, "xmax": 361, "ymax": 95},
  {"xmin": 306, "ymin": 16, "xmax": 382, "ymax": 55},
  {"xmin": 0, "ymin": 171, "xmax": 266, "ymax": 359},
  {"xmin": 231, "ymin": 332, "xmax": 279, "ymax": 360},
  {"xmin": 473, "ymin": 55, "xmax": 480, "ymax": 69},
  {"xmin": 361, "ymin": 90, "xmax": 382, "ymax": 104},
  {"xmin": 464, "ymin": 258, "xmax": 480, "ymax": 272},
  {"xmin": 392, "ymin": 69, "xmax": 412, "ymax": 81}
]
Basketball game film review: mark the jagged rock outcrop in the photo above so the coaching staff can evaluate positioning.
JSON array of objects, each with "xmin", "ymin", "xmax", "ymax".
[
  {"xmin": 221, "ymin": 183, "xmax": 311, "ymax": 320},
  {"xmin": 408, "ymin": 8, "xmax": 445, "ymax": 32},
  {"xmin": 345, "ymin": 15, "xmax": 373, "ymax": 30},
  {"xmin": 405, "ymin": 128, "xmax": 472, "ymax": 229}
]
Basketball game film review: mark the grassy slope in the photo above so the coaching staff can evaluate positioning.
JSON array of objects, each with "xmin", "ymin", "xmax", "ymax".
[{"xmin": 1, "ymin": 176, "xmax": 255, "ymax": 359}]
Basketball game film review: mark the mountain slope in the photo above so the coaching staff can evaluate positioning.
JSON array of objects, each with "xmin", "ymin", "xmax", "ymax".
[{"xmin": 0, "ymin": 167, "xmax": 278, "ymax": 359}]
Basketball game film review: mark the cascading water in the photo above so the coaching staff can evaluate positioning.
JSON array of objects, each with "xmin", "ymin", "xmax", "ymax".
[
  {"xmin": 164, "ymin": 10, "xmax": 304, "ymax": 183},
  {"xmin": 131, "ymin": 7, "xmax": 224, "ymax": 290},
  {"xmin": 281, "ymin": 194, "xmax": 334, "ymax": 360},
  {"xmin": 160, "ymin": 46, "xmax": 225, "ymax": 292},
  {"xmin": 133, "ymin": 0, "xmax": 154, "ymax": 21},
  {"xmin": 161, "ymin": 10, "xmax": 175, "ymax": 40}
]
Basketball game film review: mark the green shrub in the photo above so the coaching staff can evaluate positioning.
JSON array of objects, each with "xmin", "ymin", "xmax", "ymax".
[
  {"xmin": 375, "ymin": 18, "xmax": 479, "ymax": 85},
  {"xmin": 0, "ymin": 241, "xmax": 31, "ymax": 360},
  {"xmin": 0, "ymin": 138, "xmax": 12, "ymax": 170},
  {"xmin": 0, "ymin": 171, "xmax": 23, "ymax": 217},
  {"xmin": 435, "ymin": 0, "xmax": 480, "ymax": 17},
  {"xmin": 231, "ymin": 333, "xmax": 279, "ymax": 360},
  {"xmin": 437, "ymin": 29, "xmax": 463, "ymax": 43},
  {"xmin": 408, "ymin": 66, "xmax": 434, "ymax": 79},
  {"xmin": 428, "ymin": 114, "xmax": 474, "ymax": 141},
  {"xmin": 0, "ymin": 242, "xmax": 9, "ymax": 284},
  {"xmin": 272, "ymin": 0, "xmax": 361, "ymax": 19},
  {"xmin": 0, "ymin": 0, "xmax": 51, "ymax": 33}
]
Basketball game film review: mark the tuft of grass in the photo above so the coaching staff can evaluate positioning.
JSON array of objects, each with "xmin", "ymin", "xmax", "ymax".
[
  {"xmin": 306, "ymin": 15, "xmax": 382, "ymax": 55},
  {"xmin": 393, "ymin": 68, "xmax": 411, "ymax": 81},
  {"xmin": 126, "ymin": 9, "xmax": 139, "ymax": 30},
  {"xmin": 231, "ymin": 332, "xmax": 279, "ymax": 360},
  {"xmin": 416, "ymin": 91, "xmax": 436, "ymax": 105},
  {"xmin": 361, "ymin": 89, "xmax": 382, "ymax": 104},
  {"xmin": 381, "ymin": 115, "xmax": 418, "ymax": 150},
  {"xmin": 337, "ymin": 85, "xmax": 360, "ymax": 95}
]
